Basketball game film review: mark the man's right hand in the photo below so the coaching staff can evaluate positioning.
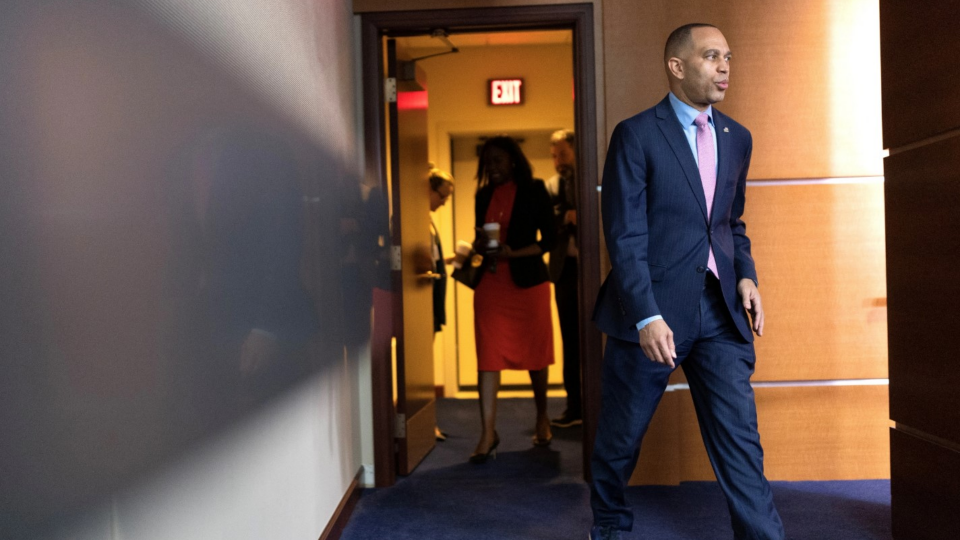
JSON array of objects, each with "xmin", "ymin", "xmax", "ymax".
[{"xmin": 638, "ymin": 319, "xmax": 677, "ymax": 369}]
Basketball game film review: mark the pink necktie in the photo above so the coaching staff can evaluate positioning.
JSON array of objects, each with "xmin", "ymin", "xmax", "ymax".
[{"xmin": 694, "ymin": 112, "xmax": 718, "ymax": 278}]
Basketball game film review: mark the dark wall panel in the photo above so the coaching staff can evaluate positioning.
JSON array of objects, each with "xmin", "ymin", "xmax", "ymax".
[
  {"xmin": 880, "ymin": 1, "xmax": 960, "ymax": 148},
  {"xmin": 891, "ymin": 429, "xmax": 960, "ymax": 540},
  {"xmin": 884, "ymin": 135, "xmax": 960, "ymax": 444},
  {"xmin": 883, "ymin": 1, "xmax": 960, "ymax": 537}
]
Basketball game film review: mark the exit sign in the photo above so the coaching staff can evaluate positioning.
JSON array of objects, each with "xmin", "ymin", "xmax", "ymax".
[{"xmin": 489, "ymin": 78, "xmax": 524, "ymax": 106}]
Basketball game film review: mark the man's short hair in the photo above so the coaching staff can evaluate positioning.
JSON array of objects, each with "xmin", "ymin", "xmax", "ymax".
[
  {"xmin": 428, "ymin": 167, "xmax": 454, "ymax": 191},
  {"xmin": 664, "ymin": 23, "xmax": 718, "ymax": 61},
  {"xmin": 550, "ymin": 129, "xmax": 575, "ymax": 146}
]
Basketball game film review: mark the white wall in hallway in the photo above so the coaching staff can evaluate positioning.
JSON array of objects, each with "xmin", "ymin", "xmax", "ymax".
[{"xmin": 0, "ymin": 0, "xmax": 370, "ymax": 538}]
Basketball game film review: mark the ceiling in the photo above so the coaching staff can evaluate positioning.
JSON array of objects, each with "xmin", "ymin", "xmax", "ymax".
[{"xmin": 395, "ymin": 29, "xmax": 571, "ymax": 51}]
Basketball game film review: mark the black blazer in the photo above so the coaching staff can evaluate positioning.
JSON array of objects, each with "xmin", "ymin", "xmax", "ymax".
[
  {"xmin": 431, "ymin": 223, "xmax": 447, "ymax": 332},
  {"xmin": 475, "ymin": 179, "xmax": 557, "ymax": 289}
]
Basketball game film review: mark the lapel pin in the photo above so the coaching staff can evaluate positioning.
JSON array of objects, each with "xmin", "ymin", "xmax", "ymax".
[{"xmin": 723, "ymin": 127, "xmax": 729, "ymax": 133}]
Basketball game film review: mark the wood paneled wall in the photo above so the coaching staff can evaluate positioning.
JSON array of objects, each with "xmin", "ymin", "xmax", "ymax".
[
  {"xmin": 885, "ymin": 137, "xmax": 960, "ymax": 443},
  {"xmin": 355, "ymin": 0, "xmax": 892, "ymax": 485},
  {"xmin": 746, "ymin": 183, "xmax": 888, "ymax": 382},
  {"xmin": 632, "ymin": 385, "xmax": 890, "ymax": 484},
  {"xmin": 615, "ymin": 0, "xmax": 890, "ymax": 485},
  {"xmin": 882, "ymin": 1, "xmax": 960, "ymax": 538},
  {"xmin": 602, "ymin": 0, "xmax": 884, "ymax": 180}
]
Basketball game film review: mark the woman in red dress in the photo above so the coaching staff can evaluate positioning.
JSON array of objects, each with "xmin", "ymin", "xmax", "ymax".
[{"xmin": 470, "ymin": 136, "xmax": 558, "ymax": 463}]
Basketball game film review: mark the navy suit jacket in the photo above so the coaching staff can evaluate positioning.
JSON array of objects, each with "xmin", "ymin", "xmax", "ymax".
[{"xmin": 593, "ymin": 95, "xmax": 758, "ymax": 345}]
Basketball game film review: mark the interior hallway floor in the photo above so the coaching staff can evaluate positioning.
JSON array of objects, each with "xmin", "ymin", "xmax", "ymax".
[{"xmin": 341, "ymin": 398, "xmax": 892, "ymax": 540}]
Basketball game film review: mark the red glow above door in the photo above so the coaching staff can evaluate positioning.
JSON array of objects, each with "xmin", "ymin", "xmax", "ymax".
[{"xmin": 398, "ymin": 91, "xmax": 428, "ymax": 111}]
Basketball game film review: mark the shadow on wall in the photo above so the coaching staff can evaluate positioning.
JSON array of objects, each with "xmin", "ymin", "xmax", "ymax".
[{"xmin": 0, "ymin": 1, "xmax": 381, "ymax": 536}]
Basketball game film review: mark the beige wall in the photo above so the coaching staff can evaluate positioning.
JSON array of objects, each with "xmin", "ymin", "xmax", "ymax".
[{"xmin": 410, "ymin": 43, "xmax": 574, "ymax": 175}]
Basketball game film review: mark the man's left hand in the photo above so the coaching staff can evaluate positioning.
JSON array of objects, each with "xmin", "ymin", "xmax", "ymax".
[{"xmin": 737, "ymin": 278, "xmax": 764, "ymax": 336}]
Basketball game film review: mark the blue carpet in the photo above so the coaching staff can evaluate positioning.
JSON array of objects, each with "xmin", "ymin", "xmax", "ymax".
[{"xmin": 341, "ymin": 398, "xmax": 891, "ymax": 539}]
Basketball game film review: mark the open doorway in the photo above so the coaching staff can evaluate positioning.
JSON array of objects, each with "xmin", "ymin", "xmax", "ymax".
[{"xmin": 361, "ymin": 4, "xmax": 600, "ymax": 488}]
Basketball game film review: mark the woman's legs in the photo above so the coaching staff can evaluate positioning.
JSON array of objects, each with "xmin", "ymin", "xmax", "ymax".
[
  {"xmin": 433, "ymin": 332, "xmax": 446, "ymax": 441},
  {"xmin": 474, "ymin": 370, "xmax": 501, "ymax": 455},
  {"xmin": 529, "ymin": 367, "xmax": 552, "ymax": 443}
]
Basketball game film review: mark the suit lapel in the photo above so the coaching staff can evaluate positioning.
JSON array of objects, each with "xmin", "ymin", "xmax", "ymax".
[
  {"xmin": 476, "ymin": 186, "xmax": 493, "ymax": 228},
  {"xmin": 655, "ymin": 97, "xmax": 709, "ymax": 222},
  {"xmin": 711, "ymin": 110, "xmax": 733, "ymax": 226},
  {"xmin": 505, "ymin": 180, "xmax": 526, "ymax": 245}
]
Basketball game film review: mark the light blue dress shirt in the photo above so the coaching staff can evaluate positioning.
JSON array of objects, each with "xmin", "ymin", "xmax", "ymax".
[
  {"xmin": 668, "ymin": 91, "xmax": 718, "ymax": 168},
  {"xmin": 635, "ymin": 92, "xmax": 717, "ymax": 332}
]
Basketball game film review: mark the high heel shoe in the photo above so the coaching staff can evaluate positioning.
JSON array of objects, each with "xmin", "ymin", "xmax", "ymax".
[
  {"xmin": 533, "ymin": 419, "xmax": 552, "ymax": 447},
  {"xmin": 469, "ymin": 432, "xmax": 500, "ymax": 464},
  {"xmin": 532, "ymin": 433, "xmax": 553, "ymax": 447}
]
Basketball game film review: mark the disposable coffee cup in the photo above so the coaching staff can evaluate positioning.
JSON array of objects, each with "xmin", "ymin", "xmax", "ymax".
[
  {"xmin": 453, "ymin": 240, "xmax": 472, "ymax": 269},
  {"xmin": 482, "ymin": 222, "xmax": 501, "ymax": 248}
]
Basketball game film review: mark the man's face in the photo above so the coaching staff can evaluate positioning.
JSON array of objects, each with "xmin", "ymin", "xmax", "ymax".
[
  {"xmin": 430, "ymin": 183, "xmax": 453, "ymax": 212},
  {"xmin": 551, "ymin": 140, "xmax": 575, "ymax": 177},
  {"xmin": 674, "ymin": 27, "xmax": 731, "ymax": 110}
]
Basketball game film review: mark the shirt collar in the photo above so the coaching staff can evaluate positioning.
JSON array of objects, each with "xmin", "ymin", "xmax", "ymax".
[{"xmin": 668, "ymin": 91, "xmax": 713, "ymax": 128}]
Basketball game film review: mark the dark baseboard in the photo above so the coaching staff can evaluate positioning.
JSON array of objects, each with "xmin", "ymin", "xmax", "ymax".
[
  {"xmin": 319, "ymin": 467, "xmax": 364, "ymax": 540},
  {"xmin": 435, "ymin": 385, "xmax": 444, "ymax": 398}
]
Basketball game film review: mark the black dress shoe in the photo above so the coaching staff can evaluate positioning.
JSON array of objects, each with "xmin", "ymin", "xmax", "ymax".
[
  {"xmin": 551, "ymin": 410, "xmax": 583, "ymax": 428},
  {"xmin": 469, "ymin": 432, "xmax": 500, "ymax": 464},
  {"xmin": 588, "ymin": 525, "xmax": 621, "ymax": 540}
]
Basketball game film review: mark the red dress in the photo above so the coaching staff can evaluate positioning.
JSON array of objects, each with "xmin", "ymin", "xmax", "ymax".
[{"xmin": 474, "ymin": 181, "xmax": 555, "ymax": 372}]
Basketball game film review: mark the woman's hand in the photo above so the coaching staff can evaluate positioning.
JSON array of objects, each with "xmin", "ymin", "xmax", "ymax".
[
  {"xmin": 498, "ymin": 244, "xmax": 513, "ymax": 258},
  {"xmin": 472, "ymin": 227, "xmax": 488, "ymax": 253}
]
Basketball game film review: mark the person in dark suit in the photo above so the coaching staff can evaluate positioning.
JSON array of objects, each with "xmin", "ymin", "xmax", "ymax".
[
  {"xmin": 589, "ymin": 24, "xmax": 784, "ymax": 540},
  {"xmin": 162, "ymin": 127, "xmax": 318, "ymax": 422},
  {"xmin": 427, "ymin": 168, "xmax": 455, "ymax": 333},
  {"xmin": 427, "ymin": 167, "xmax": 454, "ymax": 442},
  {"xmin": 470, "ymin": 136, "xmax": 557, "ymax": 463},
  {"xmin": 546, "ymin": 129, "xmax": 583, "ymax": 429}
]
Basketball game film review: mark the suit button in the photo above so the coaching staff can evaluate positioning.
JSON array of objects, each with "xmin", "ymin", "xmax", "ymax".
[{"xmin": 696, "ymin": 266, "xmax": 705, "ymax": 273}]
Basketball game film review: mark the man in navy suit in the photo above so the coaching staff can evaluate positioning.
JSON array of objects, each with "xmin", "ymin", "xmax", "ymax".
[{"xmin": 589, "ymin": 24, "xmax": 784, "ymax": 540}]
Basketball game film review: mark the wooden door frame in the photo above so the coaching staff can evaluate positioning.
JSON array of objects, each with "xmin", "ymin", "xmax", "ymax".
[{"xmin": 361, "ymin": 3, "xmax": 602, "ymax": 487}]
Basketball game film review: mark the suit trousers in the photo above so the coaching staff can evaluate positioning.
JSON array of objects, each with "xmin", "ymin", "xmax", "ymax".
[
  {"xmin": 555, "ymin": 256, "xmax": 581, "ymax": 414},
  {"xmin": 590, "ymin": 273, "xmax": 784, "ymax": 539}
]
